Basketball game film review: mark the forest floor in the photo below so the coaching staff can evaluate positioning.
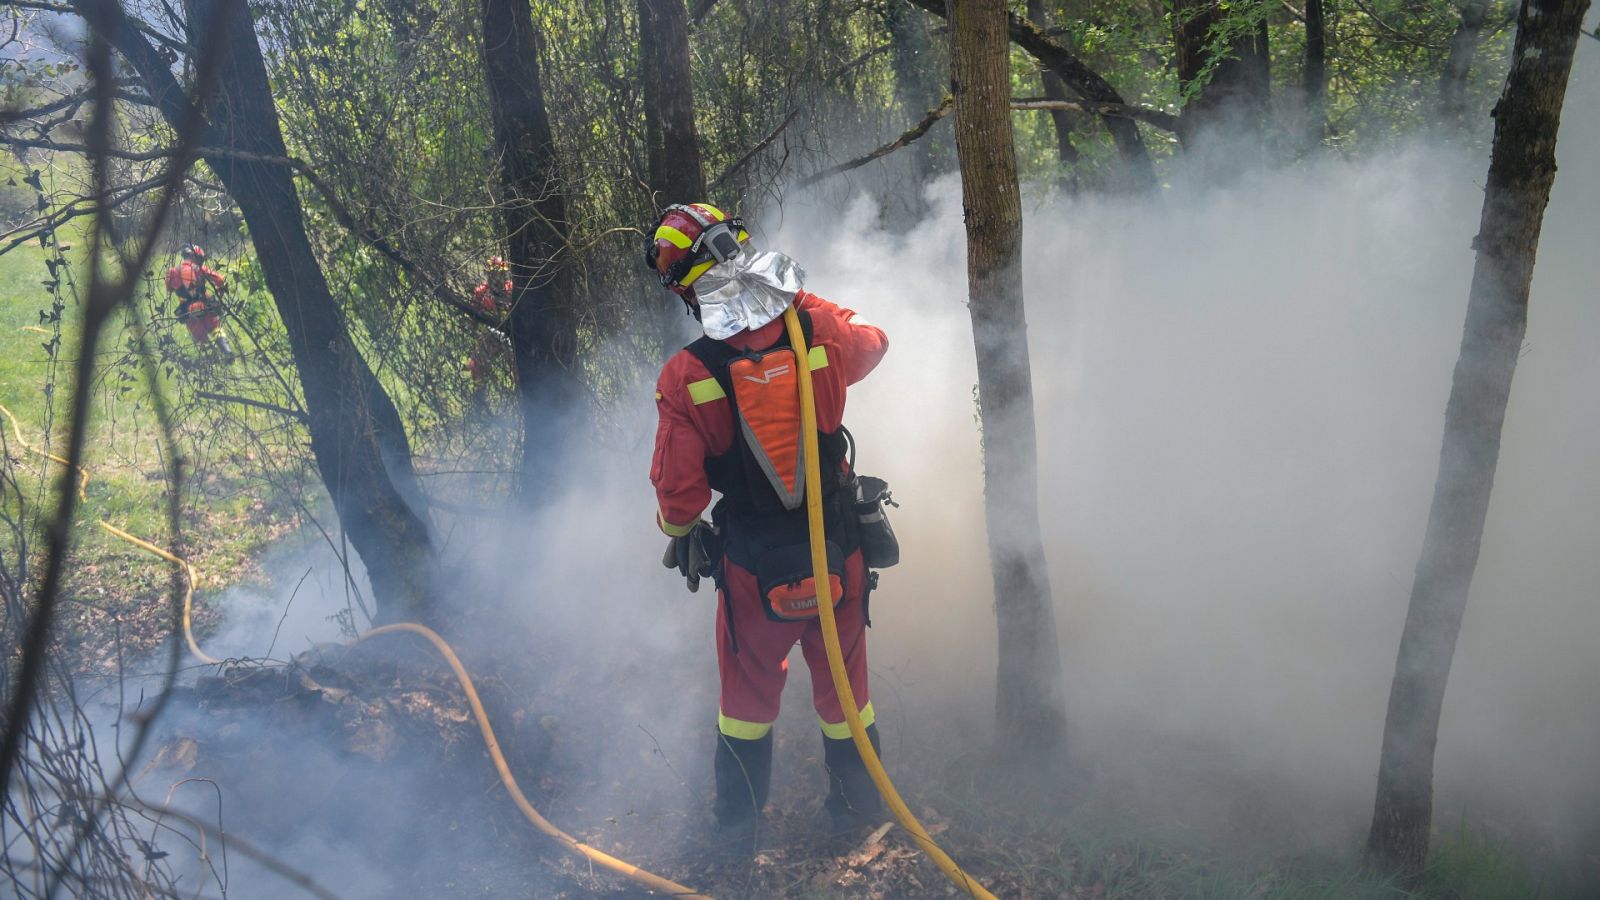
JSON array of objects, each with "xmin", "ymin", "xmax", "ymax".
[{"xmin": 131, "ymin": 598, "xmax": 1579, "ymax": 900}]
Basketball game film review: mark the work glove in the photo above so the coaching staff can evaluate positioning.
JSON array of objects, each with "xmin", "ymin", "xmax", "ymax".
[{"xmin": 662, "ymin": 521, "xmax": 715, "ymax": 593}]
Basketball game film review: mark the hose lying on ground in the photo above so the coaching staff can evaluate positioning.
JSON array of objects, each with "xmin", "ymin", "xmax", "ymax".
[
  {"xmin": 3, "ymin": 403, "xmax": 708, "ymax": 898},
  {"xmin": 97, "ymin": 520, "xmax": 220, "ymax": 666},
  {"xmin": 784, "ymin": 305, "xmax": 1000, "ymax": 900}
]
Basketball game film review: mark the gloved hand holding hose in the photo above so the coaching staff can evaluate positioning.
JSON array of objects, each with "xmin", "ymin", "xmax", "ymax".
[{"xmin": 662, "ymin": 520, "xmax": 715, "ymax": 592}]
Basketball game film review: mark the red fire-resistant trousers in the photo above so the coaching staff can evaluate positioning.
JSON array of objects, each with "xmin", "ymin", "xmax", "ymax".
[
  {"xmin": 182, "ymin": 302, "xmax": 220, "ymax": 344},
  {"xmin": 714, "ymin": 549, "xmax": 873, "ymax": 740}
]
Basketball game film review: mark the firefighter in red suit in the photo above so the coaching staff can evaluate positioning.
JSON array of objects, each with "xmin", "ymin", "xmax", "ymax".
[
  {"xmin": 165, "ymin": 244, "xmax": 234, "ymax": 359},
  {"xmin": 647, "ymin": 202, "xmax": 889, "ymax": 833}
]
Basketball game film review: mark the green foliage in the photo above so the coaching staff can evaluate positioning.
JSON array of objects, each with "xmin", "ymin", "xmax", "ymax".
[{"xmin": 1424, "ymin": 821, "xmax": 1555, "ymax": 900}]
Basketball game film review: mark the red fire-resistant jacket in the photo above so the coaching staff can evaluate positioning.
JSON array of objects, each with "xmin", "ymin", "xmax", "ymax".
[
  {"xmin": 651, "ymin": 291, "xmax": 889, "ymax": 536},
  {"xmin": 166, "ymin": 261, "xmax": 225, "ymax": 299}
]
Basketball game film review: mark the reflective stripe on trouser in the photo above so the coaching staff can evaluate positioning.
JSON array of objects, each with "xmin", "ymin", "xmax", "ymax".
[{"xmin": 714, "ymin": 549, "xmax": 871, "ymax": 734}]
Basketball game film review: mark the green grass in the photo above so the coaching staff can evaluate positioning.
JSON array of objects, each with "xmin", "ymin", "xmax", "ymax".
[
  {"xmin": 0, "ymin": 156, "xmax": 302, "ymax": 667},
  {"xmin": 1424, "ymin": 822, "xmax": 1554, "ymax": 900}
]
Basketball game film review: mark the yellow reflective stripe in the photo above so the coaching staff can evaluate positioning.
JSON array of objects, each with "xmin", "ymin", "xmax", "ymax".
[
  {"xmin": 807, "ymin": 345, "xmax": 828, "ymax": 372},
  {"xmin": 718, "ymin": 712, "xmax": 773, "ymax": 740},
  {"xmin": 687, "ymin": 377, "xmax": 725, "ymax": 405},
  {"xmin": 819, "ymin": 701, "xmax": 874, "ymax": 739},
  {"xmin": 655, "ymin": 224, "xmax": 693, "ymax": 249},
  {"xmin": 692, "ymin": 202, "xmax": 726, "ymax": 221},
  {"xmin": 680, "ymin": 259, "xmax": 716, "ymax": 287},
  {"xmin": 658, "ymin": 509, "xmax": 697, "ymax": 537}
]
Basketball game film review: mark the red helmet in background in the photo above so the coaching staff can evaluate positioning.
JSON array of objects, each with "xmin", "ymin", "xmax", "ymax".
[
  {"xmin": 181, "ymin": 243, "xmax": 206, "ymax": 261},
  {"xmin": 643, "ymin": 202, "xmax": 748, "ymax": 305}
]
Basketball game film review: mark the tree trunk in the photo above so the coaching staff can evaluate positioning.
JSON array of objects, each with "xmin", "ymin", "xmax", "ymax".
[
  {"xmin": 87, "ymin": 0, "xmax": 437, "ymax": 622},
  {"xmin": 1303, "ymin": 0, "xmax": 1327, "ymax": 149},
  {"xmin": 480, "ymin": 0, "xmax": 582, "ymax": 502},
  {"xmin": 907, "ymin": 0, "xmax": 1157, "ymax": 191},
  {"xmin": 638, "ymin": 0, "xmax": 707, "ymax": 205},
  {"xmin": 1026, "ymin": 0, "xmax": 1080, "ymax": 193},
  {"xmin": 948, "ymin": 0, "xmax": 1067, "ymax": 756},
  {"xmin": 1438, "ymin": 0, "xmax": 1491, "ymax": 134},
  {"xmin": 1171, "ymin": 0, "xmax": 1271, "ymax": 170},
  {"xmin": 1366, "ymin": 0, "xmax": 1589, "ymax": 880},
  {"xmin": 886, "ymin": 0, "xmax": 947, "ymax": 207}
]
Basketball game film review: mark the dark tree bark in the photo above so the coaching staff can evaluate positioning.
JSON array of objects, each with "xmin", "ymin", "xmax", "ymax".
[
  {"xmin": 948, "ymin": 0, "xmax": 1067, "ymax": 755},
  {"xmin": 1303, "ymin": 0, "xmax": 1327, "ymax": 148},
  {"xmin": 1366, "ymin": 0, "xmax": 1590, "ymax": 880},
  {"xmin": 638, "ymin": 0, "xmax": 706, "ymax": 205},
  {"xmin": 80, "ymin": 0, "xmax": 437, "ymax": 622},
  {"xmin": 1438, "ymin": 0, "xmax": 1491, "ymax": 133},
  {"xmin": 909, "ymin": 0, "xmax": 1157, "ymax": 191},
  {"xmin": 885, "ymin": 0, "xmax": 947, "ymax": 201},
  {"xmin": 480, "ymin": 0, "xmax": 582, "ymax": 502},
  {"xmin": 1171, "ymin": 0, "xmax": 1271, "ymax": 149},
  {"xmin": 1025, "ymin": 0, "xmax": 1080, "ymax": 192}
]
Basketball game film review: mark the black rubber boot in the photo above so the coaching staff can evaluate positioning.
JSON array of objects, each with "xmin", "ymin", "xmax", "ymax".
[
  {"xmin": 713, "ymin": 731, "xmax": 772, "ymax": 830},
  {"xmin": 823, "ymin": 723, "xmax": 883, "ymax": 830}
]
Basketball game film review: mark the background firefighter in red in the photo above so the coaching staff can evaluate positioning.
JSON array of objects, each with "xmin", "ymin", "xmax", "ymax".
[
  {"xmin": 165, "ymin": 244, "xmax": 234, "ymax": 358},
  {"xmin": 646, "ymin": 202, "xmax": 890, "ymax": 834},
  {"xmin": 466, "ymin": 255, "xmax": 512, "ymax": 383}
]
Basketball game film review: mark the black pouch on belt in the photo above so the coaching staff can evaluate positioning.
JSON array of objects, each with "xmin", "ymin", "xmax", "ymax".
[
  {"xmin": 853, "ymin": 475, "xmax": 899, "ymax": 569},
  {"xmin": 755, "ymin": 540, "xmax": 845, "ymax": 621}
]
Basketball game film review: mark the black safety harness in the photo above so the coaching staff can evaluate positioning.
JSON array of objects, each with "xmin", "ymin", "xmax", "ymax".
[{"xmin": 683, "ymin": 309, "xmax": 869, "ymax": 644}]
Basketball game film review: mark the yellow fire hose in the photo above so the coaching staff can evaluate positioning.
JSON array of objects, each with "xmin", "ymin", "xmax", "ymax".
[
  {"xmin": 2, "ymin": 403, "xmax": 707, "ymax": 897},
  {"xmin": 0, "ymin": 402, "xmax": 89, "ymax": 502},
  {"xmin": 96, "ymin": 520, "xmax": 222, "ymax": 666},
  {"xmin": 784, "ymin": 306, "xmax": 999, "ymax": 900},
  {"xmin": 353, "ymin": 624, "xmax": 708, "ymax": 898}
]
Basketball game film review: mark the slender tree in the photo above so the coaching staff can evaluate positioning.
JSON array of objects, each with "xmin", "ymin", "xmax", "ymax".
[
  {"xmin": 885, "ymin": 0, "xmax": 947, "ymax": 213},
  {"xmin": 479, "ymin": 0, "xmax": 582, "ymax": 501},
  {"xmin": 948, "ymin": 0, "xmax": 1067, "ymax": 754},
  {"xmin": 1367, "ymin": 0, "xmax": 1590, "ymax": 879},
  {"xmin": 1303, "ymin": 0, "xmax": 1327, "ymax": 149},
  {"xmin": 909, "ymin": 0, "xmax": 1158, "ymax": 190},
  {"xmin": 1025, "ymin": 0, "xmax": 1079, "ymax": 192},
  {"xmin": 1438, "ymin": 0, "xmax": 1492, "ymax": 134},
  {"xmin": 638, "ymin": 0, "xmax": 707, "ymax": 205},
  {"xmin": 1171, "ymin": 0, "xmax": 1271, "ymax": 158},
  {"xmin": 77, "ymin": 0, "xmax": 438, "ymax": 622}
]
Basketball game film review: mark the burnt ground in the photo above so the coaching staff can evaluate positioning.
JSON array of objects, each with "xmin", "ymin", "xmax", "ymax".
[
  {"xmin": 131, "ymin": 610, "xmax": 1592, "ymax": 900},
  {"xmin": 135, "ymin": 619, "xmax": 1092, "ymax": 899}
]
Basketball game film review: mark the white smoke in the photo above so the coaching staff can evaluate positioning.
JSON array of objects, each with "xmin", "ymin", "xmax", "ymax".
[
  {"xmin": 138, "ymin": 45, "xmax": 1600, "ymax": 894},
  {"xmin": 759, "ymin": 49, "xmax": 1600, "ymax": 864}
]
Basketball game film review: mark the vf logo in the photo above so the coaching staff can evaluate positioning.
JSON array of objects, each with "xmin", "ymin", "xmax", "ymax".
[{"xmin": 742, "ymin": 364, "xmax": 790, "ymax": 385}]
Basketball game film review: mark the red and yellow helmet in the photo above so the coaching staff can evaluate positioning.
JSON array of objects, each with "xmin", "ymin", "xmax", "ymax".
[{"xmin": 643, "ymin": 202, "xmax": 748, "ymax": 300}]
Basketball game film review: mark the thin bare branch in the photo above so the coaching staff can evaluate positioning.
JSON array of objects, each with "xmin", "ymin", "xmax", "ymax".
[
  {"xmin": 193, "ymin": 391, "xmax": 309, "ymax": 424},
  {"xmin": 687, "ymin": 0, "xmax": 720, "ymax": 26},
  {"xmin": 709, "ymin": 108, "xmax": 802, "ymax": 192},
  {"xmin": 797, "ymin": 96, "xmax": 952, "ymax": 188},
  {"xmin": 1010, "ymin": 97, "xmax": 1180, "ymax": 132}
]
